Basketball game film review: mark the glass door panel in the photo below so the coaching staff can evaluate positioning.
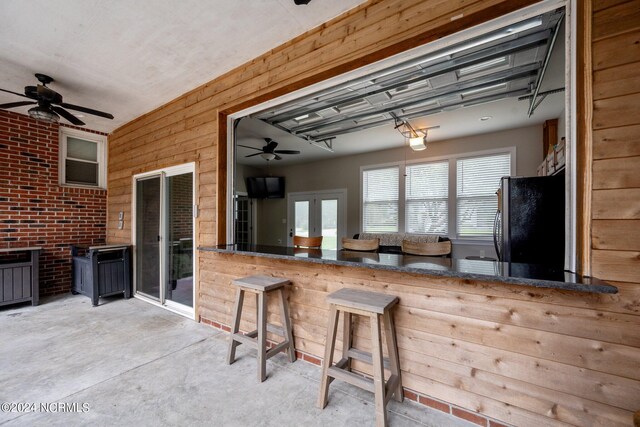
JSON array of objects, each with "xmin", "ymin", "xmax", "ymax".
[
  {"xmin": 165, "ymin": 172, "xmax": 193, "ymax": 308},
  {"xmin": 294, "ymin": 200, "xmax": 310, "ymax": 237},
  {"xmin": 320, "ymin": 199, "xmax": 338, "ymax": 250},
  {"xmin": 135, "ymin": 176, "xmax": 161, "ymax": 300}
]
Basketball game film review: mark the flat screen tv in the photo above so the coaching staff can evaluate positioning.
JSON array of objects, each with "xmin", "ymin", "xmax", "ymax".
[{"xmin": 246, "ymin": 177, "xmax": 285, "ymax": 199}]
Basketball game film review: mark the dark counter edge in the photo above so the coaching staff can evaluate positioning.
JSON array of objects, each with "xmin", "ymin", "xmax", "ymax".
[{"xmin": 199, "ymin": 246, "xmax": 618, "ymax": 294}]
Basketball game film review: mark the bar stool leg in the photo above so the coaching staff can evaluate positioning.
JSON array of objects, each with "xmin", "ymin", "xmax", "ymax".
[
  {"xmin": 278, "ymin": 288, "xmax": 296, "ymax": 363},
  {"xmin": 383, "ymin": 309, "xmax": 403, "ymax": 402},
  {"xmin": 342, "ymin": 312, "xmax": 352, "ymax": 371},
  {"xmin": 370, "ymin": 313, "xmax": 388, "ymax": 427},
  {"xmin": 257, "ymin": 291, "xmax": 267, "ymax": 382},
  {"xmin": 318, "ymin": 305, "xmax": 339, "ymax": 409},
  {"xmin": 227, "ymin": 288, "xmax": 245, "ymax": 365}
]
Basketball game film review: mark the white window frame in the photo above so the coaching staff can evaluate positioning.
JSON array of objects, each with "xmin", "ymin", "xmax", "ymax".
[
  {"xmin": 361, "ymin": 166, "xmax": 400, "ymax": 234},
  {"xmin": 360, "ymin": 147, "xmax": 516, "ymax": 241},
  {"xmin": 59, "ymin": 127, "xmax": 107, "ymax": 189},
  {"xmin": 455, "ymin": 151, "xmax": 514, "ymax": 239},
  {"xmin": 405, "ymin": 160, "xmax": 449, "ymax": 235}
]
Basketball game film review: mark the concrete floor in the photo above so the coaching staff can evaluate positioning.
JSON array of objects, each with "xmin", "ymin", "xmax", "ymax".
[{"xmin": 0, "ymin": 295, "xmax": 474, "ymax": 427}]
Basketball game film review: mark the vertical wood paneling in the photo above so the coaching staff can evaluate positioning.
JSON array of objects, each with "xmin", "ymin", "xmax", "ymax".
[
  {"xmin": 105, "ymin": 0, "xmax": 640, "ymax": 426},
  {"xmin": 589, "ymin": 0, "xmax": 640, "ymax": 287}
]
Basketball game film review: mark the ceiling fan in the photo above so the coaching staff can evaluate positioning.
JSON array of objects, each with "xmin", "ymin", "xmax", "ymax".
[
  {"xmin": 238, "ymin": 138, "xmax": 300, "ymax": 161},
  {"xmin": 0, "ymin": 73, "xmax": 114, "ymax": 126}
]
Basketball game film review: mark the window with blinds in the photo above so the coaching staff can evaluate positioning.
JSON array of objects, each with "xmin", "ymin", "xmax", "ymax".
[
  {"xmin": 405, "ymin": 161, "xmax": 448, "ymax": 234},
  {"xmin": 362, "ymin": 167, "xmax": 399, "ymax": 232},
  {"xmin": 456, "ymin": 153, "xmax": 511, "ymax": 237}
]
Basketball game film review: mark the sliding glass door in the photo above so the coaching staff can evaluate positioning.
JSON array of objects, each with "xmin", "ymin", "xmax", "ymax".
[{"xmin": 134, "ymin": 164, "xmax": 194, "ymax": 316}]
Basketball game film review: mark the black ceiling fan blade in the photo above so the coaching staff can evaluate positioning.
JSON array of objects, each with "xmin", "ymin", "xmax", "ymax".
[
  {"xmin": 0, "ymin": 101, "xmax": 36, "ymax": 109},
  {"xmin": 52, "ymin": 106, "xmax": 85, "ymax": 126},
  {"xmin": 245, "ymin": 152, "xmax": 263, "ymax": 158},
  {"xmin": 274, "ymin": 150, "xmax": 301, "ymax": 155},
  {"xmin": 274, "ymin": 154, "xmax": 283, "ymax": 160},
  {"xmin": 59, "ymin": 102, "xmax": 114, "ymax": 119},
  {"xmin": 0, "ymin": 88, "xmax": 32, "ymax": 99},
  {"xmin": 237, "ymin": 144, "xmax": 263, "ymax": 151},
  {"xmin": 264, "ymin": 138, "xmax": 278, "ymax": 151}
]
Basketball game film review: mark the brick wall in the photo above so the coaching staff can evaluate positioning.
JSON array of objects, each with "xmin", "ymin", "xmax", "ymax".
[
  {"xmin": 0, "ymin": 110, "xmax": 107, "ymax": 296},
  {"xmin": 169, "ymin": 173, "xmax": 193, "ymax": 240}
]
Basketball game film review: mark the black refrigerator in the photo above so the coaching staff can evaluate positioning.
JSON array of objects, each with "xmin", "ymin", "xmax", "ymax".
[{"xmin": 493, "ymin": 175, "xmax": 565, "ymax": 265}]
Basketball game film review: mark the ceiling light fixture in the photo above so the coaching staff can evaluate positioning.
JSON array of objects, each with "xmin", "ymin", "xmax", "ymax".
[
  {"xmin": 260, "ymin": 152, "xmax": 276, "ymax": 161},
  {"xmin": 409, "ymin": 135, "xmax": 427, "ymax": 151},
  {"xmin": 390, "ymin": 112, "xmax": 439, "ymax": 152},
  {"xmin": 28, "ymin": 106, "xmax": 59, "ymax": 123}
]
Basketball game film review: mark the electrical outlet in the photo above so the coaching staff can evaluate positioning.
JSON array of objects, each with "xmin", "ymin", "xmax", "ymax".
[
  {"xmin": 479, "ymin": 249, "xmax": 485, "ymax": 258},
  {"xmin": 118, "ymin": 220, "xmax": 124, "ymax": 230}
]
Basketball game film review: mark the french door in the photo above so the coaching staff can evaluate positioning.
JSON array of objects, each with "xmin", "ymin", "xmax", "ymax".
[
  {"xmin": 134, "ymin": 164, "xmax": 195, "ymax": 317},
  {"xmin": 287, "ymin": 190, "xmax": 346, "ymax": 250}
]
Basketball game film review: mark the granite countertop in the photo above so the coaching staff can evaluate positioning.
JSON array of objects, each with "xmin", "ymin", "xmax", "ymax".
[{"xmin": 199, "ymin": 244, "xmax": 618, "ymax": 294}]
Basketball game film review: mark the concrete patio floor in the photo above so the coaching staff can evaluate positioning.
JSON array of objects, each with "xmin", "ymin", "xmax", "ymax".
[{"xmin": 0, "ymin": 295, "xmax": 473, "ymax": 427}]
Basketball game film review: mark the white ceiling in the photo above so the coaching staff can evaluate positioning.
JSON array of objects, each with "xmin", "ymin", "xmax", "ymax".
[{"xmin": 0, "ymin": 0, "xmax": 366, "ymax": 133}]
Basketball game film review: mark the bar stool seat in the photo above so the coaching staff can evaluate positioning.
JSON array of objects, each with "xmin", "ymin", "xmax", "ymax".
[
  {"xmin": 226, "ymin": 275, "xmax": 296, "ymax": 382},
  {"xmin": 318, "ymin": 288, "xmax": 403, "ymax": 427}
]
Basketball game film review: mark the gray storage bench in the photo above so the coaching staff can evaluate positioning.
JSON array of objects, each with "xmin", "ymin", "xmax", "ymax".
[
  {"xmin": 0, "ymin": 247, "xmax": 41, "ymax": 307},
  {"xmin": 72, "ymin": 244, "xmax": 131, "ymax": 306}
]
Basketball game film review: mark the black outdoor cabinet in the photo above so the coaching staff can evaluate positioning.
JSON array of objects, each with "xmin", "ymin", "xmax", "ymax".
[
  {"xmin": 0, "ymin": 247, "xmax": 41, "ymax": 307},
  {"xmin": 72, "ymin": 245, "xmax": 131, "ymax": 306}
]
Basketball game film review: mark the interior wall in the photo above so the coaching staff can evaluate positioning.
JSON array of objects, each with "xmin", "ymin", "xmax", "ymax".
[{"xmin": 248, "ymin": 125, "xmax": 543, "ymax": 254}]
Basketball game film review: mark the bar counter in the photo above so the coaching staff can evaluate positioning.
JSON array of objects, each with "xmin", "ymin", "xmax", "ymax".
[{"xmin": 200, "ymin": 244, "xmax": 617, "ymax": 294}]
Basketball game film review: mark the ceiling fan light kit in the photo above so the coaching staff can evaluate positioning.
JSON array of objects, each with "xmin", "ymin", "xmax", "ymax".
[
  {"xmin": 28, "ymin": 105, "xmax": 59, "ymax": 123},
  {"xmin": 260, "ymin": 152, "xmax": 277, "ymax": 161},
  {"xmin": 0, "ymin": 73, "xmax": 114, "ymax": 126},
  {"xmin": 238, "ymin": 138, "xmax": 301, "ymax": 162}
]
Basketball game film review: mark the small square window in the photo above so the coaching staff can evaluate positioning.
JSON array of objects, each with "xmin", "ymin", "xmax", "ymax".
[{"xmin": 60, "ymin": 128, "xmax": 106, "ymax": 188}]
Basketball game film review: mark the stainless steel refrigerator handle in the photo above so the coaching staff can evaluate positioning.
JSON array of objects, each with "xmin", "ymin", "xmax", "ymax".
[{"xmin": 493, "ymin": 211, "xmax": 501, "ymax": 261}]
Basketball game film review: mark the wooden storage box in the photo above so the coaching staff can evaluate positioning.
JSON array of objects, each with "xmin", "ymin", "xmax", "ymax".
[
  {"xmin": 546, "ymin": 152, "xmax": 556, "ymax": 175},
  {"xmin": 0, "ymin": 247, "xmax": 40, "ymax": 307},
  {"xmin": 72, "ymin": 245, "xmax": 131, "ymax": 306}
]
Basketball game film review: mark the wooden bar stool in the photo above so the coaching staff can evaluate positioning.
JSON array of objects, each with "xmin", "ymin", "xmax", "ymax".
[
  {"xmin": 226, "ymin": 275, "xmax": 296, "ymax": 382},
  {"xmin": 318, "ymin": 288, "xmax": 403, "ymax": 427}
]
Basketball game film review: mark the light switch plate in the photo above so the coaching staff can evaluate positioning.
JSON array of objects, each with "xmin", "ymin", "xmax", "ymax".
[{"xmin": 118, "ymin": 220, "xmax": 124, "ymax": 230}]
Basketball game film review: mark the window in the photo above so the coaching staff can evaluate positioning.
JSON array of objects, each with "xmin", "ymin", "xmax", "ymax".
[
  {"xmin": 405, "ymin": 161, "xmax": 448, "ymax": 234},
  {"xmin": 456, "ymin": 153, "xmax": 511, "ymax": 237},
  {"xmin": 362, "ymin": 167, "xmax": 399, "ymax": 232},
  {"xmin": 60, "ymin": 128, "xmax": 106, "ymax": 188}
]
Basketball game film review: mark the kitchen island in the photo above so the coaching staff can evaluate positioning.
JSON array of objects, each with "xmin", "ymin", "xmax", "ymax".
[{"xmin": 197, "ymin": 245, "xmax": 637, "ymax": 426}]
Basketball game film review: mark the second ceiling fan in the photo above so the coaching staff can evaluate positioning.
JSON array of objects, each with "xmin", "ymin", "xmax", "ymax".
[{"xmin": 239, "ymin": 138, "xmax": 300, "ymax": 161}]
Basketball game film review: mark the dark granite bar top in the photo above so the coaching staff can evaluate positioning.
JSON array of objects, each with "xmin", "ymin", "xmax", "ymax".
[{"xmin": 200, "ymin": 244, "xmax": 618, "ymax": 294}]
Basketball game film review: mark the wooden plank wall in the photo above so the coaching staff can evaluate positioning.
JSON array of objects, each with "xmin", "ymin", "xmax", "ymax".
[
  {"xmin": 106, "ymin": 0, "xmax": 539, "ymax": 247},
  {"xmin": 201, "ymin": 252, "xmax": 640, "ymax": 427},
  {"xmin": 590, "ymin": 0, "xmax": 640, "ymax": 285},
  {"xmin": 105, "ymin": 0, "xmax": 640, "ymax": 425}
]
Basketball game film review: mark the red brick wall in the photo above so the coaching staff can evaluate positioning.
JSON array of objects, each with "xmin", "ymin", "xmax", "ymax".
[{"xmin": 0, "ymin": 110, "xmax": 107, "ymax": 296}]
